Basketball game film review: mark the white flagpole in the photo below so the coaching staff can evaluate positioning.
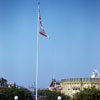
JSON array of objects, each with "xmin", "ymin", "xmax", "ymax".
[{"xmin": 36, "ymin": 2, "xmax": 40, "ymax": 100}]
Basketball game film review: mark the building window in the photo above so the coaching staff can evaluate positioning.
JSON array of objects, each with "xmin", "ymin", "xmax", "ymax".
[
  {"xmin": 68, "ymin": 88, "xmax": 70, "ymax": 90},
  {"xmin": 73, "ymin": 86, "xmax": 80, "ymax": 90}
]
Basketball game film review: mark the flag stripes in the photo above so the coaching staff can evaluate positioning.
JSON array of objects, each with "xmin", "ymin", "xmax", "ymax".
[{"xmin": 39, "ymin": 9, "xmax": 48, "ymax": 37}]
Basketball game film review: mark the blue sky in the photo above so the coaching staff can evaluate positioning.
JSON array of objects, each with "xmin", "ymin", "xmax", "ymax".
[{"xmin": 0, "ymin": 0, "xmax": 100, "ymax": 88}]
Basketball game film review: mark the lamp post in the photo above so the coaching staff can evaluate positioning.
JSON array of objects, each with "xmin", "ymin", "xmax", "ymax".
[
  {"xmin": 14, "ymin": 96, "xmax": 19, "ymax": 100},
  {"xmin": 58, "ymin": 96, "xmax": 62, "ymax": 100}
]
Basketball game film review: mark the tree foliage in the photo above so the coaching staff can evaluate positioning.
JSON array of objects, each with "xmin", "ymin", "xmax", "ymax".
[
  {"xmin": 0, "ymin": 88, "xmax": 32, "ymax": 100},
  {"xmin": 73, "ymin": 87, "xmax": 100, "ymax": 100},
  {"xmin": 38, "ymin": 89, "xmax": 71, "ymax": 100}
]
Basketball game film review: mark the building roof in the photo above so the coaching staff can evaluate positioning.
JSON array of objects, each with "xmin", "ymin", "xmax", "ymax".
[
  {"xmin": 50, "ymin": 79, "xmax": 60, "ymax": 87},
  {"xmin": 61, "ymin": 78, "xmax": 100, "ymax": 83},
  {"xmin": 0, "ymin": 77, "xmax": 7, "ymax": 81}
]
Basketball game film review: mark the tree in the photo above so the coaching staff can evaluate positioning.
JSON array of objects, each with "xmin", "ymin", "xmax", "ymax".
[
  {"xmin": 73, "ymin": 87, "xmax": 100, "ymax": 100},
  {"xmin": 0, "ymin": 88, "xmax": 33, "ymax": 100},
  {"xmin": 38, "ymin": 89, "xmax": 71, "ymax": 100}
]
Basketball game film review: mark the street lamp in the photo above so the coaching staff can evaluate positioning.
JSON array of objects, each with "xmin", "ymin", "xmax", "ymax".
[
  {"xmin": 58, "ymin": 96, "xmax": 62, "ymax": 100},
  {"xmin": 14, "ymin": 96, "xmax": 19, "ymax": 100}
]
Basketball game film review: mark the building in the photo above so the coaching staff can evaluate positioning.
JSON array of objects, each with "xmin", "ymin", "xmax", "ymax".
[
  {"xmin": 8, "ymin": 82, "xmax": 17, "ymax": 88},
  {"xmin": 49, "ymin": 79, "xmax": 61, "ymax": 93},
  {"xmin": 60, "ymin": 78, "xmax": 100, "ymax": 97},
  {"xmin": 0, "ymin": 77, "xmax": 19, "ymax": 89},
  {"xmin": 48, "ymin": 70, "xmax": 100, "ymax": 97},
  {"xmin": 0, "ymin": 78, "xmax": 7, "ymax": 88}
]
